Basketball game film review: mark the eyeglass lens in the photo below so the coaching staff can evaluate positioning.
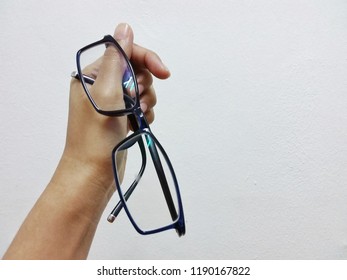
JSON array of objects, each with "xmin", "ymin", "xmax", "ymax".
[
  {"xmin": 113, "ymin": 132, "xmax": 180, "ymax": 232},
  {"xmin": 79, "ymin": 42, "xmax": 137, "ymax": 112}
]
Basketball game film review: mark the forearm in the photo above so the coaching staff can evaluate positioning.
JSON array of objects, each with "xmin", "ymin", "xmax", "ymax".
[
  {"xmin": 3, "ymin": 23, "xmax": 168, "ymax": 260},
  {"xmin": 2, "ymin": 155, "xmax": 114, "ymax": 260}
]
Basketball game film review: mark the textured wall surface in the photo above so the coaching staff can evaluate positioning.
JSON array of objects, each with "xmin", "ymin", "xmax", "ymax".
[{"xmin": 1, "ymin": 0, "xmax": 347, "ymax": 259}]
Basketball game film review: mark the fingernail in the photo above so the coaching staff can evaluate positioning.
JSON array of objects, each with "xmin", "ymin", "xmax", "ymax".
[
  {"xmin": 138, "ymin": 84, "xmax": 144, "ymax": 95},
  {"xmin": 115, "ymin": 23, "xmax": 130, "ymax": 40},
  {"xmin": 157, "ymin": 56, "xmax": 170, "ymax": 76},
  {"xmin": 162, "ymin": 62, "xmax": 170, "ymax": 74},
  {"xmin": 140, "ymin": 102, "xmax": 148, "ymax": 112}
]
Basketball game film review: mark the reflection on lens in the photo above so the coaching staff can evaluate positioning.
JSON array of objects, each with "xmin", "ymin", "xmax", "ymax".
[
  {"xmin": 123, "ymin": 70, "xmax": 136, "ymax": 97},
  {"xmin": 114, "ymin": 132, "xmax": 179, "ymax": 232}
]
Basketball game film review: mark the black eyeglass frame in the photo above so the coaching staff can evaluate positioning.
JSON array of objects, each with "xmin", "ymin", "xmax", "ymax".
[
  {"xmin": 112, "ymin": 129, "xmax": 185, "ymax": 236},
  {"xmin": 74, "ymin": 35, "xmax": 185, "ymax": 237},
  {"xmin": 76, "ymin": 35, "xmax": 140, "ymax": 117}
]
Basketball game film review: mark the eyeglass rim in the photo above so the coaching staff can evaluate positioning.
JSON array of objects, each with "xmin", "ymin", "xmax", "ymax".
[
  {"xmin": 111, "ymin": 129, "xmax": 186, "ymax": 237},
  {"xmin": 76, "ymin": 35, "xmax": 141, "ymax": 117}
]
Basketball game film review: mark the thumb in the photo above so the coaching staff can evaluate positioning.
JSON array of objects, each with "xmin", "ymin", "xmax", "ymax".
[
  {"xmin": 91, "ymin": 23, "xmax": 134, "ymax": 111},
  {"xmin": 114, "ymin": 23, "xmax": 134, "ymax": 58}
]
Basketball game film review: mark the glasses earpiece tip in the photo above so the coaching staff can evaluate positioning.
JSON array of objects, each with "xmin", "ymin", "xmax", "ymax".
[{"xmin": 107, "ymin": 214, "xmax": 116, "ymax": 223}]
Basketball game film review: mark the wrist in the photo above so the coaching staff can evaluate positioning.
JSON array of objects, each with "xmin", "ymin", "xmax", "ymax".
[
  {"xmin": 3, "ymin": 153, "xmax": 116, "ymax": 260},
  {"xmin": 50, "ymin": 153, "xmax": 116, "ymax": 219}
]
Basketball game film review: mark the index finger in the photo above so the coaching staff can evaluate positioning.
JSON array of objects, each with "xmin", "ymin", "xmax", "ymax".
[{"xmin": 131, "ymin": 44, "xmax": 171, "ymax": 80}]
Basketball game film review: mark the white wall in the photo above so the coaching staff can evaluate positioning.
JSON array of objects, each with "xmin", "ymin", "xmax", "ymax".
[{"xmin": 1, "ymin": 0, "xmax": 347, "ymax": 259}]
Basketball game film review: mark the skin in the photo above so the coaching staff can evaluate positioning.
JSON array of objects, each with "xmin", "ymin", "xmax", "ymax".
[{"xmin": 2, "ymin": 23, "xmax": 170, "ymax": 260}]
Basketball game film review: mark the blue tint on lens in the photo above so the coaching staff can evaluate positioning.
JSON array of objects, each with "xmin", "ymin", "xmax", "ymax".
[{"xmin": 123, "ymin": 70, "xmax": 135, "ymax": 91}]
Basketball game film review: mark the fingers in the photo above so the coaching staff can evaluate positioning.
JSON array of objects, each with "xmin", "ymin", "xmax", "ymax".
[
  {"xmin": 144, "ymin": 107, "xmax": 155, "ymax": 124},
  {"xmin": 136, "ymin": 69, "xmax": 157, "ymax": 114},
  {"xmin": 130, "ymin": 44, "xmax": 168, "ymax": 124},
  {"xmin": 136, "ymin": 69, "xmax": 153, "ymax": 96},
  {"xmin": 131, "ymin": 44, "xmax": 171, "ymax": 80}
]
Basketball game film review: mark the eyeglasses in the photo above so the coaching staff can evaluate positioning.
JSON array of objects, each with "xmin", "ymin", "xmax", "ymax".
[{"xmin": 72, "ymin": 35, "xmax": 185, "ymax": 236}]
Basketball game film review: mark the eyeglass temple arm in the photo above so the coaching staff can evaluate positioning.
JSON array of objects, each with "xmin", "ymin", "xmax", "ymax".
[
  {"xmin": 127, "ymin": 108, "xmax": 179, "ymax": 222},
  {"xmin": 107, "ymin": 115, "xmax": 146, "ymax": 222},
  {"xmin": 136, "ymin": 112, "xmax": 178, "ymax": 221},
  {"xmin": 71, "ymin": 72, "xmax": 145, "ymax": 219},
  {"xmin": 71, "ymin": 71, "xmax": 93, "ymax": 84},
  {"xmin": 146, "ymin": 138, "xmax": 178, "ymax": 221}
]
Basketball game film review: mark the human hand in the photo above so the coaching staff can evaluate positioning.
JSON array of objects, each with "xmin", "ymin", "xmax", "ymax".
[
  {"xmin": 62, "ymin": 23, "xmax": 170, "ymax": 195},
  {"xmin": 2, "ymin": 23, "xmax": 172, "ymax": 260}
]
